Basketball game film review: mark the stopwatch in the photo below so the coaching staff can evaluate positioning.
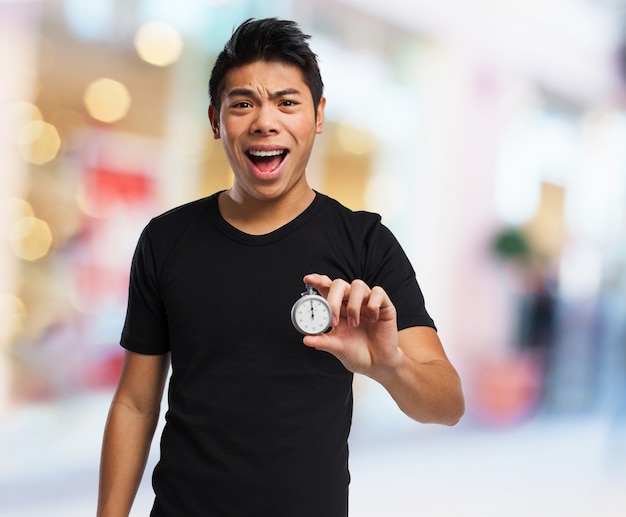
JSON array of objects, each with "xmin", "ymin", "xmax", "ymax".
[{"xmin": 291, "ymin": 283, "xmax": 332, "ymax": 335}]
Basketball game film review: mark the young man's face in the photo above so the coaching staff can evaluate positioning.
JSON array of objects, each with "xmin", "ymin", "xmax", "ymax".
[{"xmin": 209, "ymin": 60, "xmax": 325, "ymax": 202}]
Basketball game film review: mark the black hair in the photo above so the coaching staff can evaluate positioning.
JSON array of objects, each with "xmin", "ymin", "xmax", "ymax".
[{"xmin": 208, "ymin": 18, "xmax": 324, "ymax": 113}]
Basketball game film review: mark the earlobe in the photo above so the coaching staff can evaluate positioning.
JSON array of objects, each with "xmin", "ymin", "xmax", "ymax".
[
  {"xmin": 316, "ymin": 97, "xmax": 326, "ymax": 134},
  {"xmin": 208, "ymin": 105, "xmax": 221, "ymax": 140}
]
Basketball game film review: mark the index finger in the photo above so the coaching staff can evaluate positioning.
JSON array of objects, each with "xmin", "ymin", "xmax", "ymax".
[{"xmin": 302, "ymin": 273, "xmax": 332, "ymax": 295}]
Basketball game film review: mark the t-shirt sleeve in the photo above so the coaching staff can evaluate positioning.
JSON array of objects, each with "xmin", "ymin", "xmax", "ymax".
[
  {"xmin": 363, "ymin": 221, "xmax": 436, "ymax": 331},
  {"xmin": 120, "ymin": 223, "xmax": 170, "ymax": 355}
]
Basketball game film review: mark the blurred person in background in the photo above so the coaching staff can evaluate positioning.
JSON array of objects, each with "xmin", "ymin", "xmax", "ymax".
[{"xmin": 97, "ymin": 17, "xmax": 464, "ymax": 517}]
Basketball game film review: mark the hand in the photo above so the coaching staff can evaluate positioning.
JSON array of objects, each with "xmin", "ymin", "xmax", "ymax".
[{"xmin": 301, "ymin": 273, "xmax": 403, "ymax": 379}]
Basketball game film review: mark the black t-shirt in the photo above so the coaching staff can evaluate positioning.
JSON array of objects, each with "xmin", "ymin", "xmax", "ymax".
[{"xmin": 121, "ymin": 191, "xmax": 435, "ymax": 516}]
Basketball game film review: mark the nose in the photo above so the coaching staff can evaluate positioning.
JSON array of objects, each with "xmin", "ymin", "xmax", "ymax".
[{"xmin": 250, "ymin": 104, "xmax": 279, "ymax": 135}]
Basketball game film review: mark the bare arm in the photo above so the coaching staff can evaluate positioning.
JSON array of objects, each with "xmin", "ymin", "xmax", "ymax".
[
  {"xmin": 97, "ymin": 350, "xmax": 170, "ymax": 517},
  {"xmin": 302, "ymin": 274, "xmax": 464, "ymax": 425},
  {"xmin": 374, "ymin": 326, "xmax": 464, "ymax": 424}
]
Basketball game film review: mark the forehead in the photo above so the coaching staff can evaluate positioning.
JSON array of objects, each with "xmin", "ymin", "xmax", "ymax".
[{"xmin": 223, "ymin": 60, "xmax": 309, "ymax": 96}]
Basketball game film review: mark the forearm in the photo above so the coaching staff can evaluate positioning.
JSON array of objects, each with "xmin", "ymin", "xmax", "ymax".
[
  {"xmin": 97, "ymin": 401, "xmax": 160, "ymax": 517},
  {"xmin": 300, "ymin": 276, "xmax": 464, "ymax": 424},
  {"xmin": 374, "ymin": 351, "xmax": 465, "ymax": 425}
]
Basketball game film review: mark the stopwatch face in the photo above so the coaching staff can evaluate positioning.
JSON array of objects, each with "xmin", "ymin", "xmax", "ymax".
[{"xmin": 291, "ymin": 294, "xmax": 332, "ymax": 335}]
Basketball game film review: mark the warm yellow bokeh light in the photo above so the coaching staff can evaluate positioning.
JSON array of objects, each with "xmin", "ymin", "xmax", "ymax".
[
  {"xmin": 0, "ymin": 198, "xmax": 35, "ymax": 239},
  {"xmin": 83, "ymin": 78, "xmax": 132, "ymax": 123},
  {"xmin": 1, "ymin": 100, "xmax": 43, "ymax": 142},
  {"xmin": 134, "ymin": 21, "xmax": 184, "ymax": 67},
  {"xmin": 9, "ymin": 216, "xmax": 53, "ymax": 261},
  {"xmin": 0, "ymin": 293, "xmax": 27, "ymax": 345},
  {"xmin": 16, "ymin": 120, "xmax": 62, "ymax": 165}
]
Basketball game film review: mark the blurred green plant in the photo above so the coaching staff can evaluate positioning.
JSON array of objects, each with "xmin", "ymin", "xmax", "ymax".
[{"xmin": 491, "ymin": 227, "xmax": 533, "ymax": 261}]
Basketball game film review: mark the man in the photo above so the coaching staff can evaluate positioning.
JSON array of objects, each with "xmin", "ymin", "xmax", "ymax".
[{"xmin": 97, "ymin": 17, "xmax": 464, "ymax": 517}]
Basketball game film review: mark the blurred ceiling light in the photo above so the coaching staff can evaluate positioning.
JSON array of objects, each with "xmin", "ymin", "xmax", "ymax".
[
  {"xmin": 0, "ymin": 198, "xmax": 35, "ymax": 239},
  {"xmin": 8, "ymin": 216, "xmax": 53, "ymax": 261},
  {"xmin": 84, "ymin": 78, "xmax": 131, "ymax": 123},
  {"xmin": 200, "ymin": 0, "xmax": 233, "ymax": 5},
  {"xmin": 1, "ymin": 101, "xmax": 42, "ymax": 143},
  {"xmin": 0, "ymin": 293, "xmax": 27, "ymax": 346},
  {"xmin": 16, "ymin": 120, "xmax": 62, "ymax": 165},
  {"xmin": 336, "ymin": 124, "xmax": 377, "ymax": 155},
  {"xmin": 134, "ymin": 21, "xmax": 184, "ymax": 67}
]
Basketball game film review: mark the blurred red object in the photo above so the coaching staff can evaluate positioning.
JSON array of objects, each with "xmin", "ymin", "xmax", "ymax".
[
  {"xmin": 471, "ymin": 352, "xmax": 543, "ymax": 426},
  {"xmin": 79, "ymin": 348, "xmax": 124, "ymax": 389},
  {"xmin": 83, "ymin": 166, "xmax": 153, "ymax": 215}
]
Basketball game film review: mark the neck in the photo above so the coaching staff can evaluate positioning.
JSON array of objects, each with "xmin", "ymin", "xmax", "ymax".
[{"xmin": 218, "ymin": 185, "xmax": 315, "ymax": 235}]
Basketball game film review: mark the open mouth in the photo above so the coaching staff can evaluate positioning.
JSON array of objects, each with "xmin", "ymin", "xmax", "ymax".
[{"xmin": 246, "ymin": 149, "xmax": 287, "ymax": 174}]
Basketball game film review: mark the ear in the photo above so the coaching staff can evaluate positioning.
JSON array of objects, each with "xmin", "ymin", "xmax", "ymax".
[
  {"xmin": 208, "ymin": 105, "xmax": 220, "ymax": 139},
  {"xmin": 315, "ymin": 97, "xmax": 326, "ymax": 135}
]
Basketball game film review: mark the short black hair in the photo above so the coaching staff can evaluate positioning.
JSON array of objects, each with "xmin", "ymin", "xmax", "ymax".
[{"xmin": 208, "ymin": 18, "xmax": 324, "ymax": 113}]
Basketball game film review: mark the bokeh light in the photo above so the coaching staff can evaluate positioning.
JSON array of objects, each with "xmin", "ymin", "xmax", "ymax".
[
  {"xmin": 0, "ymin": 293, "xmax": 27, "ymax": 346},
  {"xmin": 134, "ymin": 21, "xmax": 184, "ymax": 67},
  {"xmin": 0, "ymin": 198, "xmax": 35, "ymax": 239},
  {"xmin": 0, "ymin": 101, "xmax": 43, "ymax": 143},
  {"xmin": 83, "ymin": 78, "xmax": 132, "ymax": 123},
  {"xmin": 16, "ymin": 121, "xmax": 61, "ymax": 165},
  {"xmin": 8, "ymin": 217, "xmax": 53, "ymax": 261}
]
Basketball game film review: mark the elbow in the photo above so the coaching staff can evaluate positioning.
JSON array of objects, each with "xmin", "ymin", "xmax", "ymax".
[
  {"xmin": 443, "ymin": 396, "xmax": 465, "ymax": 426},
  {"xmin": 431, "ymin": 381, "xmax": 466, "ymax": 426},
  {"xmin": 425, "ymin": 399, "xmax": 464, "ymax": 426},
  {"xmin": 409, "ymin": 392, "xmax": 465, "ymax": 426},
  {"xmin": 444, "ymin": 378, "xmax": 466, "ymax": 426}
]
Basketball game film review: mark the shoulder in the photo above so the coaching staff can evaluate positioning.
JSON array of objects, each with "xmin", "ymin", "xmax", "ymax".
[
  {"xmin": 140, "ymin": 192, "xmax": 219, "ymax": 243},
  {"xmin": 315, "ymin": 192, "xmax": 382, "ymax": 230},
  {"xmin": 135, "ymin": 193, "xmax": 219, "ymax": 258},
  {"xmin": 315, "ymin": 193, "xmax": 395, "ymax": 252},
  {"xmin": 311, "ymin": 194, "xmax": 401, "ymax": 270},
  {"xmin": 149, "ymin": 193, "xmax": 218, "ymax": 230}
]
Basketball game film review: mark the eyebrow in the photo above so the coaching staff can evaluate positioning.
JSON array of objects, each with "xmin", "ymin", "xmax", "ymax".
[{"xmin": 226, "ymin": 87, "xmax": 303, "ymax": 99}]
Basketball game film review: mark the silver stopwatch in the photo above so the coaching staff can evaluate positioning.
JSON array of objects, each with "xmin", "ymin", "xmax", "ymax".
[{"xmin": 291, "ymin": 283, "xmax": 332, "ymax": 335}]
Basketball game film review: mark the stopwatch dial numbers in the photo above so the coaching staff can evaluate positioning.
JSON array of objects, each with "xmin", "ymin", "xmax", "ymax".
[{"xmin": 293, "ymin": 297, "xmax": 331, "ymax": 334}]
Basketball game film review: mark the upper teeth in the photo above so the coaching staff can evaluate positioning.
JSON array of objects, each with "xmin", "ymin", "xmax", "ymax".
[{"xmin": 248, "ymin": 150, "xmax": 284, "ymax": 157}]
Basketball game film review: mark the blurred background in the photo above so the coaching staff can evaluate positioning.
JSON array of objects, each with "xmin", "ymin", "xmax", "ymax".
[{"xmin": 1, "ymin": 0, "xmax": 626, "ymax": 515}]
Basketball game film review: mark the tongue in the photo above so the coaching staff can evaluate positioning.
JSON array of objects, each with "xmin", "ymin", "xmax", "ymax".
[{"xmin": 254, "ymin": 155, "xmax": 283, "ymax": 173}]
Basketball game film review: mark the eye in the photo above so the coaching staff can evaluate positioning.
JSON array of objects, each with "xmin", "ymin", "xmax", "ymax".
[{"xmin": 232, "ymin": 101, "xmax": 252, "ymax": 109}]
